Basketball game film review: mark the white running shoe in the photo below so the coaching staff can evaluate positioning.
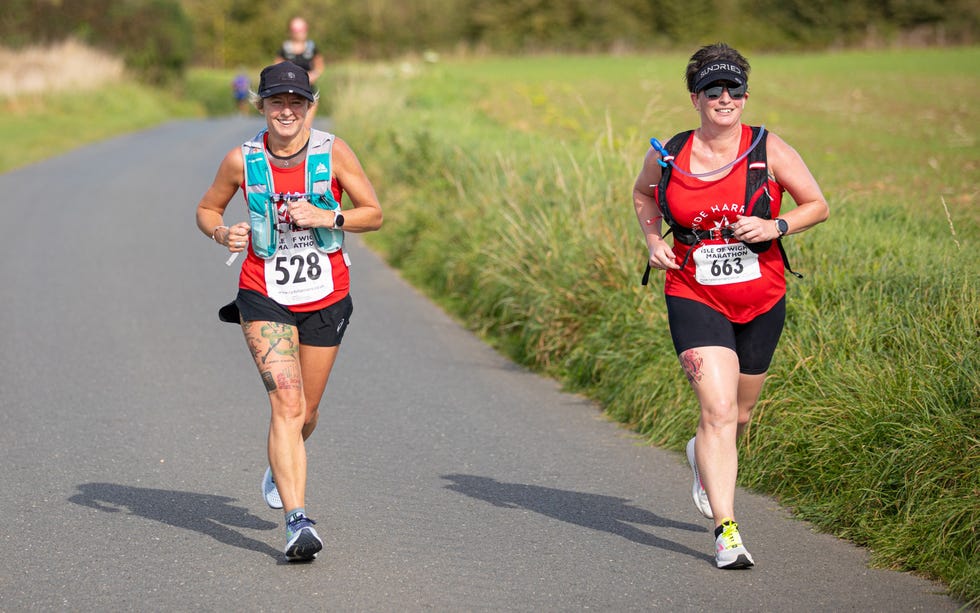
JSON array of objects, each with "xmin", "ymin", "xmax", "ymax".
[
  {"xmin": 686, "ymin": 437, "xmax": 714, "ymax": 519},
  {"xmin": 262, "ymin": 466, "xmax": 283, "ymax": 509},
  {"xmin": 715, "ymin": 520, "xmax": 755, "ymax": 569}
]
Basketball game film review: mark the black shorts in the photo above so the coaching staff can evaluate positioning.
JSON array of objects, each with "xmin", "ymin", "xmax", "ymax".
[
  {"xmin": 665, "ymin": 295, "xmax": 785, "ymax": 375},
  {"xmin": 222, "ymin": 289, "xmax": 353, "ymax": 347}
]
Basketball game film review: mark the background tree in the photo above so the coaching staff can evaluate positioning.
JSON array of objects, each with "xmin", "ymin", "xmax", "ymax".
[{"xmin": 1, "ymin": 0, "xmax": 976, "ymax": 75}]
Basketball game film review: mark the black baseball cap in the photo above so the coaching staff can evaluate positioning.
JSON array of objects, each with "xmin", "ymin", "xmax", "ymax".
[{"xmin": 257, "ymin": 61, "xmax": 315, "ymax": 102}]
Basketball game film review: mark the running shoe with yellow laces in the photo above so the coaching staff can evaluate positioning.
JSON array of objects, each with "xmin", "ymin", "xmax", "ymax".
[
  {"xmin": 715, "ymin": 519, "xmax": 755, "ymax": 569},
  {"xmin": 686, "ymin": 437, "xmax": 713, "ymax": 518}
]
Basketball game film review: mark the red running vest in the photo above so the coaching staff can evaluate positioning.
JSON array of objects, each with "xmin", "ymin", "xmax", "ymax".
[{"xmin": 663, "ymin": 124, "xmax": 786, "ymax": 323}]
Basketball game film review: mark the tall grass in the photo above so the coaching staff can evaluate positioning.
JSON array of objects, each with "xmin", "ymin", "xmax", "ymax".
[{"xmin": 330, "ymin": 49, "xmax": 979, "ymax": 604}]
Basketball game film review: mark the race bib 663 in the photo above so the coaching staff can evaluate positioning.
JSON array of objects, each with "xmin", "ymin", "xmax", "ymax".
[{"xmin": 691, "ymin": 242, "xmax": 761, "ymax": 286}]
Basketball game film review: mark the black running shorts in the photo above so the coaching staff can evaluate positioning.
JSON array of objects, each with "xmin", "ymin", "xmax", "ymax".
[
  {"xmin": 234, "ymin": 289, "xmax": 353, "ymax": 347},
  {"xmin": 665, "ymin": 295, "xmax": 785, "ymax": 375}
]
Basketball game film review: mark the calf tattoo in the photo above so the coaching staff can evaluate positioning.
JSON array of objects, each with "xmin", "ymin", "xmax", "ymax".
[{"xmin": 680, "ymin": 350, "xmax": 704, "ymax": 384}]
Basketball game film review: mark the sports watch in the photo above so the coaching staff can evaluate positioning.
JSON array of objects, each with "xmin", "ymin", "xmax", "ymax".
[
  {"xmin": 775, "ymin": 218, "xmax": 789, "ymax": 236},
  {"xmin": 333, "ymin": 211, "xmax": 345, "ymax": 229}
]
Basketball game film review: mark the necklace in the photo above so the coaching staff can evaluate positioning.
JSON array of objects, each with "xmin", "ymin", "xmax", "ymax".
[{"xmin": 267, "ymin": 138, "xmax": 310, "ymax": 167}]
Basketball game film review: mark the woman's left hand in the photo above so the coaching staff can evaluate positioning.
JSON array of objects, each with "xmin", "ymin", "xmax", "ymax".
[
  {"xmin": 732, "ymin": 214, "xmax": 780, "ymax": 243},
  {"xmin": 287, "ymin": 199, "xmax": 326, "ymax": 229}
]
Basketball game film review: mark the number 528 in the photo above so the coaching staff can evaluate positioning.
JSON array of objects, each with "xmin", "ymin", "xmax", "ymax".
[{"xmin": 274, "ymin": 253, "xmax": 322, "ymax": 285}]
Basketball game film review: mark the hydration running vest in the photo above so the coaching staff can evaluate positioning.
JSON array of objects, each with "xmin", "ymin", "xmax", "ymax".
[
  {"xmin": 242, "ymin": 128, "xmax": 343, "ymax": 259},
  {"xmin": 641, "ymin": 125, "xmax": 800, "ymax": 285},
  {"xmin": 279, "ymin": 41, "xmax": 317, "ymax": 72}
]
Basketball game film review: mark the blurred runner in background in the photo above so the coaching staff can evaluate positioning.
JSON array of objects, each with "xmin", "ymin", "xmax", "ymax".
[
  {"xmin": 275, "ymin": 17, "xmax": 324, "ymax": 129},
  {"xmin": 231, "ymin": 70, "xmax": 250, "ymax": 115}
]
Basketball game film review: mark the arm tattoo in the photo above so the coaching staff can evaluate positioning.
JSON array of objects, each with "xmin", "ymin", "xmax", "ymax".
[{"xmin": 680, "ymin": 350, "xmax": 704, "ymax": 385}]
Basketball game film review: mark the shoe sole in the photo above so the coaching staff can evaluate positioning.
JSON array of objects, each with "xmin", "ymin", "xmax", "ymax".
[
  {"xmin": 717, "ymin": 553, "xmax": 755, "ymax": 569},
  {"xmin": 686, "ymin": 438, "xmax": 713, "ymax": 519},
  {"xmin": 262, "ymin": 467, "xmax": 283, "ymax": 510},
  {"xmin": 285, "ymin": 529, "xmax": 323, "ymax": 562}
]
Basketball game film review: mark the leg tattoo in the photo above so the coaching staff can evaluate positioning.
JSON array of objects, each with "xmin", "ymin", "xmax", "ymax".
[
  {"xmin": 260, "ymin": 322, "xmax": 299, "ymax": 361},
  {"xmin": 244, "ymin": 321, "xmax": 302, "ymax": 395},
  {"xmin": 680, "ymin": 350, "xmax": 704, "ymax": 385},
  {"xmin": 261, "ymin": 371, "xmax": 277, "ymax": 392}
]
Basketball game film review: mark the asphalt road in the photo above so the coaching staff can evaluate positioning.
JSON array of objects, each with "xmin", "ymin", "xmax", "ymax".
[{"xmin": 0, "ymin": 117, "xmax": 961, "ymax": 611}]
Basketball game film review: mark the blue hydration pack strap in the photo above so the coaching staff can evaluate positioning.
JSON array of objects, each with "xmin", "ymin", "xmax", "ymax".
[{"xmin": 243, "ymin": 129, "xmax": 344, "ymax": 259}]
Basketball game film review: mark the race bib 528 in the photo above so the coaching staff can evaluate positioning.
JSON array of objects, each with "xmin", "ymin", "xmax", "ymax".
[{"xmin": 264, "ymin": 228, "xmax": 333, "ymax": 304}]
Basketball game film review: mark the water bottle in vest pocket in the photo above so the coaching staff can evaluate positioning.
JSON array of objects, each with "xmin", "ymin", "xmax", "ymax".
[{"xmin": 249, "ymin": 196, "xmax": 278, "ymax": 259}]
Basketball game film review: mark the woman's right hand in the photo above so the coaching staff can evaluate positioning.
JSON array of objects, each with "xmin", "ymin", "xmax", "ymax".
[
  {"xmin": 648, "ymin": 237, "xmax": 680, "ymax": 271},
  {"xmin": 224, "ymin": 222, "xmax": 252, "ymax": 253}
]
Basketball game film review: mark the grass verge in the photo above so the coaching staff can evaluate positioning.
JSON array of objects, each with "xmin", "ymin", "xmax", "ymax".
[{"xmin": 0, "ymin": 83, "xmax": 202, "ymax": 173}]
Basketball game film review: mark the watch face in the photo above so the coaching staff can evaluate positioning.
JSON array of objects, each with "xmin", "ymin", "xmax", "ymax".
[
  {"xmin": 777, "ymin": 219, "xmax": 788, "ymax": 235},
  {"xmin": 335, "ymin": 213, "xmax": 344, "ymax": 227}
]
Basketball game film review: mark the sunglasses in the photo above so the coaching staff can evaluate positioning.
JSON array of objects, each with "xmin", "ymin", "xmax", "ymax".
[{"xmin": 701, "ymin": 81, "xmax": 747, "ymax": 99}]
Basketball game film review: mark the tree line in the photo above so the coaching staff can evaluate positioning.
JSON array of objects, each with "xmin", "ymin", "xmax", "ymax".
[{"xmin": 1, "ymin": 0, "xmax": 976, "ymax": 82}]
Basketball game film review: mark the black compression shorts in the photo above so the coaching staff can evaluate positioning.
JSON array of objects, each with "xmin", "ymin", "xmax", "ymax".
[{"xmin": 665, "ymin": 295, "xmax": 785, "ymax": 375}]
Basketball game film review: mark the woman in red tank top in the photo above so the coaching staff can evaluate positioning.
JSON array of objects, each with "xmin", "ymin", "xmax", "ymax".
[
  {"xmin": 631, "ymin": 43, "xmax": 829, "ymax": 569},
  {"xmin": 195, "ymin": 61, "xmax": 383, "ymax": 562}
]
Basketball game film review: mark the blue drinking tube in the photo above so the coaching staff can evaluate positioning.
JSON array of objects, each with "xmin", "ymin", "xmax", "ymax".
[{"xmin": 650, "ymin": 125, "xmax": 766, "ymax": 178}]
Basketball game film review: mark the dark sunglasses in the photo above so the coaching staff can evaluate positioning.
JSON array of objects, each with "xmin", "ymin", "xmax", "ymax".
[{"xmin": 701, "ymin": 81, "xmax": 747, "ymax": 99}]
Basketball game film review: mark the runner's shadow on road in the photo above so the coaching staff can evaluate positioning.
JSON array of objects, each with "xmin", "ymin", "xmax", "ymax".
[
  {"xmin": 69, "ymin": 482, "xmax": 281, "ymax": 559},
  {"xmin": 442, "ymin": 474, "xmax": 712, "ymax": 563}
]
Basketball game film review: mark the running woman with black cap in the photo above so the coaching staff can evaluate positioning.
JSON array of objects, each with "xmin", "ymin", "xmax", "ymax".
[
  {"xmin": 195, "ymin": 61, "xmax": 383, "ymax": 562},
  {"xmin": 631, "ymin": 43, "xmax": 829, "ymax": 568}
]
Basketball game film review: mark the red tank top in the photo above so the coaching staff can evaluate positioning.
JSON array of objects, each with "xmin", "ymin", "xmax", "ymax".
[
  {"xmin": 663, "ymin": 125, "xmax": 786, "ymax": 323},
  {"xmin": 238, "ymin": 159, "xmax": 349, "ymax": 312}
]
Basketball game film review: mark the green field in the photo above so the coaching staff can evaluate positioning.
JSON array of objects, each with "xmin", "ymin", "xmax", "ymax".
[
  {"xmin": 5, "ymin": 48, "xmax": 978, "ymax": 604},
  {"xmin": 327, "ymin": 49, "xmax": 979, "ymax": 604}
]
